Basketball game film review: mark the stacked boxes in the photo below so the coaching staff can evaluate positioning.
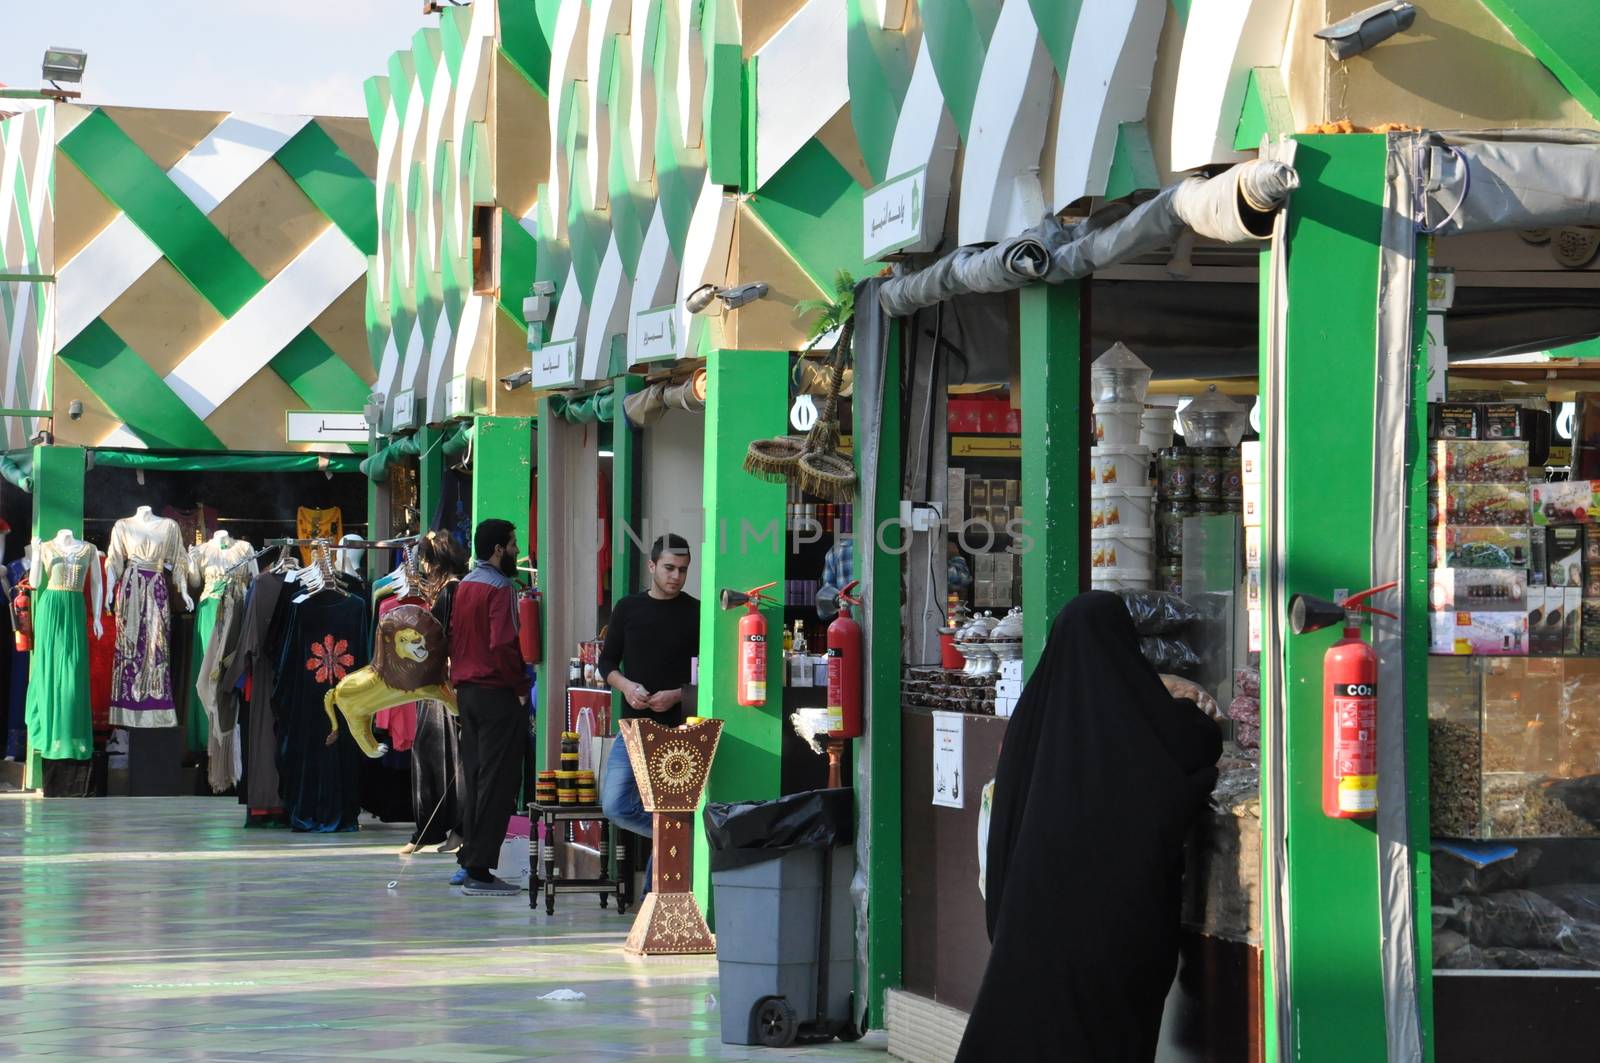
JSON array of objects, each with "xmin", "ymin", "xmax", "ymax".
[
  {"xmin": 994, "ymin": 657, "xmax": 1024, "ymax": 718},
  {"xmin": 1090, "ymin": 344, "xmax": 1154, "ymax": 591},
  {"xmin": 1241, "ymin": 442, "xmax": 1262, "ymax": 654},
  {"xmin": 1428, "ymin": 439, "xmax": 1533, "ymax": 656},
  {"xmin": 966, "ymin": 477, "xmax": 1021, "ymax": 528}
]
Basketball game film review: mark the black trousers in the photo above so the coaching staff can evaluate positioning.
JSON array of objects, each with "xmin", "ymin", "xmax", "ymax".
[{"xmin": 455, "ymin": 684, "xmax": 525, "ymax": 873}]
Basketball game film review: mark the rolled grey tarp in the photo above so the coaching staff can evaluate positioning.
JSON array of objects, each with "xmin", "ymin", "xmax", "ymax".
[
  {"xmin": 878, "ymin": 159, "xmax": 1300, "ymax": 318},
  {"xmin": 1414, "ymin": 130, "xmax": 1600, "ymax": 236}
]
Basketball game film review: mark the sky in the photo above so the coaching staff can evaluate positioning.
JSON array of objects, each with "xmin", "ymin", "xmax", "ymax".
[{"xmin": 0, "ymin": 0, "xmax": 437, "ymax": 116}]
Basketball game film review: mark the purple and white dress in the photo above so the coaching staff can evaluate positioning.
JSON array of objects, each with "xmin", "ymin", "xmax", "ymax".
[{"xmin": 107, "ymin": 516, "xmax": 188, "ymax": 729}]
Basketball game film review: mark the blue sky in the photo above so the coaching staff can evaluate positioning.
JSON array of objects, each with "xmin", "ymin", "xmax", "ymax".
[{"xmin": 0, "ymin": 0, "xmax": 435, "ymax": 116}]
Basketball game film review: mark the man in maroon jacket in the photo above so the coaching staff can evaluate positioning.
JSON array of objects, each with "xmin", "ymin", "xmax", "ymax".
[{"xmin": 447, "ymin": 518, "xmax": 527, "ymax": 896}]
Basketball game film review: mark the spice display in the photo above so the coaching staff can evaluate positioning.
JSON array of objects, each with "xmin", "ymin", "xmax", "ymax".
[
  {"xmin": 1430, "ymin": 440, "xmax": 1529, "ymax": 485},
  {"xmin": 1158, "ymin": 448, "xmax": 1192, "ymax": 500},
  {"xmin": 1429, "ymin": 483, "xmax": 1531, "ymax": 527},
  {"xmin": 1193, "ymin": 448, "xmax": 1224, "ymax": 501},
  {"xmin": 1430, "ymin": 718, "xmax": 1484, "ymax": 837},
  {"xmin": 1431, "ymin": 525, "xmax": 1532, "ymax": 570}
]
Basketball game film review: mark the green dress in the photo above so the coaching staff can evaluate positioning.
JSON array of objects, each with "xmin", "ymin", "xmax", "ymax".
[
  {"xmin": 24, "ymin": 539, "xmax": 96, "ymax": 761},
  {"xmin": 187, "ymin": 596, "xmax": 217, "ymax": 753}
]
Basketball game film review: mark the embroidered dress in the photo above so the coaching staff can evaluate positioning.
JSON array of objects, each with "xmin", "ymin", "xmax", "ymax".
[
  {"xmin": 24, "ymin": 540, "xmax": 97, "ymax": 761},
  {"xmin": 295, "ymin": 507, "xmax": 342, "ymax": 566},
  {"xmin": 275, "ymin": 592, "xmax": 368, "ymax": 832},
  {"xmin": 107, "ymin": 516, "xmax": 188, "ymax": 728}
]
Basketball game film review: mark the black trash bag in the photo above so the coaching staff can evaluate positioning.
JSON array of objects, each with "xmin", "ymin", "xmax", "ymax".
[
  {"xmin": 1454, "ymin": 889, "xmax": 1576, "ymax": 950},
  {"xmin": 704, "ymin": 787, "xmax": 855, "ymax": 872},
  {"xmin": 1120, "ymin": 590, "xmax": 1200, "ymax": 635},
  {"xmin": 1140, "ymin": 636, "xmax": 1201, "ymax": 674},
  {"xmin": 1431, "ymin": 844, "xmax": 1540, "ymax": 898}
]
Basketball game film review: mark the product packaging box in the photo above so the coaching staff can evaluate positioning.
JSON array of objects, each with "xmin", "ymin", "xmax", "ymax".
[
  {"xmin": 1245, "ymin": 567, "xmax": 1262, "ymax": 611},
  {"xmin": 1547, "ymin": 526, "xmax": 1586, "ymax": 587},
  {"xmin": 1576, "ymin": 394, "xmax": 1600, "ymax": 480},
  {"xmin": 1431, "ymin": 525, "xmax": 1532, "ymax": 570},
  {"xmin": 1242, "ymin": 493, "xmax": 1262, "ymax": 528},
  {"xmin": 1566, "ymin": 588, "xmax": 1584, "ymax": 655},
  {"xmin": 969, "ymin": 480, "xmax": 991, "ymax": 509},
  {"xmin": 975, "ymin": 552, "xmax": 995, "ymax": 581},
  {"xmin": 1584, "ymin": 601, "xmax": 1600, "ymax": 657},
  {"xmin": 947, "ymin": 468, "xmax": 966, "ymax": 526},
  {"xmin": 1429, "ymin": 568, "xmax": 1529, "ymax": 612},
  {"xmin": 1430, "ymin": 440, "xmax": 1529, "ymax": 485},
  {"xmin": 1244, "ymin": 526, "xmax": 1262, "ymax": 569},
  {"xmin": 1240, "ymin": 442, "xmax": 1262, "ymax": 486},
  {"xmin": 992, "ymin": 551, "xmax": 1016, "ymax": 582},
  {"xmin": 1429, "ymin": 611, "xmax": 1529, "ymax": 656},
  {"xmin": 1529, "ymin": 480, "xmax": 1597, "ymax": 526},
  {"xmin": 1431, "ymin": 403, "xmax": 1482, "ymax": 440},
  {"xmin": 1429, "ymin": 483, "xmax": 1531, "ymax": 527},
  {"xmin": 1481, "ymin": 403, "xmax": 1522, "ymax": 441},
  {"xmin": 1528, "ymin": 588, "xmax": 1562, "ymax": 655}
]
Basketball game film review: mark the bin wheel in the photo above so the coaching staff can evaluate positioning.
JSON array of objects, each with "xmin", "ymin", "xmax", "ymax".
[
  {"xmin": 599, "ymin": 893, "xmax": 608, "ymax": 908},
  {"xmin": 755, "ymin": 998, "xmax": 799, "ymax": 1048}
]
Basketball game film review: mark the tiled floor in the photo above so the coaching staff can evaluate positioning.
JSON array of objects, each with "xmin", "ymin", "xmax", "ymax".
[{"xmin": 0, "ymin": 795, "xmax": 887, "ymax": 1062}]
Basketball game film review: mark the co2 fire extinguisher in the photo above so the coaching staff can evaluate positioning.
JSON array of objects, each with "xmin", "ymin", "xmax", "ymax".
[
  {"xmin": 719, "ymin": 581, "xmax": 778, "ymax": 707},
  {"xmin": 827, "ymin": 580, "xmax": 863, "ymax": 739},
  {"xmin": 10, "ymin": 579, "xmax": 32, "ymax": 652},
  {"xmin": 517, "ymin": 588, "xmax": 542, "ymax": 664},
  {"xmin": 1288, "ymin": 581, "xmax": 1397, "ymax": 819}
]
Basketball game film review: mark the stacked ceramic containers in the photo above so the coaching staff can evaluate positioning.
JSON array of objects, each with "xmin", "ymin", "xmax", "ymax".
[{"xmin": 1090, "ymin": 342, "xmax": 1155, "ymax": 590}]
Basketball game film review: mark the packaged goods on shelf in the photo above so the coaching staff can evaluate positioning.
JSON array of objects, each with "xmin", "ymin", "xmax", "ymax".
[
  {"xmin": 1091, "ymin": 485, "xmax": 1156, "ymax": 532},
  {"xmin": 1429, "ymin": 568, "xmax": 1529, "ymax": 613},
  {"xmin": 1429, "ymin": 482, "xmax": 1532, "ymax": 527},
  {"xmin": 1431, "ymin": 402, "xmax": 1483, "ymax": 440},
  {"xmin": 1430, "ymin": 440, "xmax": 1530, "ymax": 485},
  {"xmin": 1430, "ymin": 611, "xmax": 1529, "ymax": 656},
  {"xmin": 1525, "ymin": 588, "xmax": 1581, "ymax": 656},
  {"xmin": 1545, "ymin": 526, "xmax": 1586, "ymax": 587},
  {"xmin": 1431, "ymin": 525, "xmax": 1533, "ymax": 570},
  {"xmin": 1529, "ymin": 480, "xmax": 1598, "ymax": 526},
  {"xmin": 1481, "ymin": 403, "xmax": 1523, "ymax": 441}
]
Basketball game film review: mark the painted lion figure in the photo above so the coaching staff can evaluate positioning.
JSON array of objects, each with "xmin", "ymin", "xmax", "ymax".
[{"xmin": 325, "ymin": 603, "xmax": 456, "ymax": 757}]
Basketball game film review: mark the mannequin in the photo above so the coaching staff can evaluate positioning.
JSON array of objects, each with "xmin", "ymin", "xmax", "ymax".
[
  {"xmin": 24, "ymin": 530, "xmax": 102, "ymax": 765},
  {"xmin": 189, "ymin": 529, "xmax": 256, "ymax": 791},
  {"xmin": 106, "ymin": 506, "xmax": 191, "ymax": 729}
]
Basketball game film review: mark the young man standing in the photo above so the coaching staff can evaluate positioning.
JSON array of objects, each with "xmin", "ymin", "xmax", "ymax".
[
  {"xmin": 445, "ymin": 518, "xmax": 527, "ymax": 896},
  {"xmin": 599, "ymin": 534, "xmax": 700, "ymax": 888}
]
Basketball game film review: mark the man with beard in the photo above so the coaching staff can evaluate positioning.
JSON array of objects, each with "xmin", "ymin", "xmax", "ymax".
[
  {"xmin": 599, "ymin": 534, "xmax": 700, "ymax": 897},
  {"xmin": 446, "ymin": 519, "xmax": 528, "ymax": 896}
]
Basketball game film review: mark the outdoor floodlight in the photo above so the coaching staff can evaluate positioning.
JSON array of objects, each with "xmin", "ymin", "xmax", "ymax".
[
  {"xmin": 501, "ymin": 368, "xmax": 534, "ymax": 392},
  {"xmin": 523, "ymin": 280, "xmax": 556, "ymax": 325},
  {"xmin": 362, "ymin": 392, "xmax": 385, "ymax": 427},
  {"xmin": 41, "ymin": 47, "xmax": 87, "ymax": 85},
  {"xmin": 1314, "ymin": 1, "xmax": 1415, "ymax": 61},
  {"xmin": 685, "ymin": 281, "xmax": 771, "ymax": 315},
  {"xmin": 67, "ymin": 400, "xmax": 84, "ymax": 421}
]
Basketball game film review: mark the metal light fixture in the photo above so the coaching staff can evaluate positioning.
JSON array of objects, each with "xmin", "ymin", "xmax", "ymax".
[
  {"xmin": 42, "ymin": 47, "xmax": 87, "ymax": 85},
  {"xmin": 362, "ymin": 392, "xmax": 385, "ymax": 427},
  {"xmin": 685, "ymin": 281, "xmax": 771, "ymax": 315},
  {"xmin": 1314, "ymin": 1, "xmax": 1415, "ymax": 61},
  {"xmin": 501, "ymin": 367, "xmax": 534, "ymax": 392},
  {"xmin": 67, "ymin": 400, "xmax": 84, "ymax": 421}
]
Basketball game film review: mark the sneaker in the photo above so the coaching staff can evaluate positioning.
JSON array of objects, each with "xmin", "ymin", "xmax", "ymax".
[
  {"xmin": 461, "ymin": 876, "xmax": 521, "ymax": 897},
  {"xmin": 449, "ymin": 867, "xmax": 468, "ymax": 886}
]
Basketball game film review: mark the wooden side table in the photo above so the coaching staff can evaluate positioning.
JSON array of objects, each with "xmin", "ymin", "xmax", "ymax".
[{"xmin": 527, "ymin": 802, "xmax": 630, "ymax": 916}]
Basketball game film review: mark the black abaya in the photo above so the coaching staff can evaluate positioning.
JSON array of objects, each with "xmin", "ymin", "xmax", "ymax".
[{"xmin": 955, "ymin": 591, "xmax": 1221, "ymax": 1063}]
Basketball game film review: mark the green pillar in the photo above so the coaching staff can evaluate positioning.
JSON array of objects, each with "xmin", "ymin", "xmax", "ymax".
[
  {"xmin": 611, "ymin": 377, "xmax": 644, "ymax": 726},
  {"xmin": 1018, "ymin": 282, "xmax": 1083, "ymax": 673},
  {"xmin": 863, "ymin": 324, "xmax": 903, "ymax": 1018},
  {"xmin": 1267, "ymin": 133, "xmax": 1393, "ymax": 1060},
  {"xmin": 535, "ymin": 400, "xmax": 555, "ymax": 774},
  {"xmin": 693, "ymin": 348, "xmax": 789, "ymax": 908},
  {"xmin": 27, "ymin": 444, "xmax": 85, "ymax": 788},
  {"xmin": 471, "ymin": 414, "xmax": 534, "ymax": 549},
  {"xmin": 417, "ymin": 424, "xmax": 444, "ymax": 532}
]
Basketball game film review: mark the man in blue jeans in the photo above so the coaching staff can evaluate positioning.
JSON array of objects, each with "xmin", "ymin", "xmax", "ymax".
[{"xmin": 599, "ymin": 534, "xmax": 699, "ymax": 896}]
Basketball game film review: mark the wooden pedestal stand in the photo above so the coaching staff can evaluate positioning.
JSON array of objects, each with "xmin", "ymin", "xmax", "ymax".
[{"xmin": 619, "ymin": 717, "xmax": 724, "ymax": 956}]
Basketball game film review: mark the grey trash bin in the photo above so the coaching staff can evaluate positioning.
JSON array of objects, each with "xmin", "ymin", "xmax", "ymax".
[{"xmin": 705, "ymin": 788, "xmax": 860, "ymax": 1047}]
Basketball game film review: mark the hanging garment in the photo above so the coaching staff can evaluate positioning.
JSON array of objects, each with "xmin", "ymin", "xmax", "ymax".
[
  {"xmin": 221, "ymin": 572, "xmax": 291, "ymax": 822},
  {"xmin": 597, "ymin": 469, "xmax": 610, "ymax": 607},
  {"xmin": 3, "ymin": 559, "xmax": 24, "ymax": 761},
  {"xmin": 161, "ymin": 504, "xmax": 220, "ymax": 548},
  {"xmin": 24, "ymin": 540, "xmax": 97, "ymax": 762},
  {"xmin": 275, "ymin": 591, "xmax": 368, "ymax": 832},
  {"xmin": 86, "ymin": 555, "xmax": 115, "ymax": 732},
  {"xmin": 295, "ymin": 507, "xmax": 343, "ymax": 566},
  {"xmin": 189, "ymin": 538, "xmax": 257, "ymax": 792},
  {"xmin": 954, "ymin": 592, "xmax": 1221, "ymax": 1063},
  {"xmin": 409, "ymin": 699, "xmax": 460, "ymax": 847},
  {"xmin": 107, "ymin": 515, "xmax": 188, "ymax": 728}
]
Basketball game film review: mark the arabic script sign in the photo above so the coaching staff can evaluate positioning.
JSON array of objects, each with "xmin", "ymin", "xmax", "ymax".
[
  {"xmin": 530, "ymin": 340, "xmax": 578, "ymax": 390},
  {"xmin": 633, "ymin": 305, "xmax": 681, "ymax": 365},
  {"xmin": 863, "ymin": 166, "xmax": 926, "ymax": 260},
  {"xmin": 285, "ymin": 411, "xmax": 369, "ymax": 445},
  {"xmin": 390, "ymin": 390, "xmax": 417, "ymax": 431}
]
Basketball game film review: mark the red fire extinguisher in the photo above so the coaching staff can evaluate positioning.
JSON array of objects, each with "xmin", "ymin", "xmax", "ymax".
[
  {"xmin": 517, "ymin": 588, "xmax": 542, "ymax": 664},
  {"xmin": 719, "ymin": 581, "xmax": 778, "ymax": 707},
  {"xmin": 1289, "ymin": 581, "xmax": 1397, "ymax": 819},
  {"xmin": 11, "ymin": 578, "xmax": 32, "ymax": 652},
  {"xmin": 827, "ymin": 580, "xmax": 863, "ymax": 739}
]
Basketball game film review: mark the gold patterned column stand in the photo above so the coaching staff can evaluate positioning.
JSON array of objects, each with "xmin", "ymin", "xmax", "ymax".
[{"xmin": 619, "ymin": 717, "xmax": 723, "ymax": 955}]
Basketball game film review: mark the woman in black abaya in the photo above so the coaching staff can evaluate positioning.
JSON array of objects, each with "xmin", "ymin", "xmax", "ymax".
[{"xmin": 955, "ymin": 591, "xmax": 1221, "ymax": 1063}]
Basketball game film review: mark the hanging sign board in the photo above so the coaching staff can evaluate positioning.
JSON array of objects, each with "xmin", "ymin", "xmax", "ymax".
[
  {"xmin": 448, "ymin": 375, "xmax": 483, "ymax": 419},
  {"xmin": 932, "ymin": 710, "xmax": 964, "ymax": 808},
  {"xmin": 530, "ymin": 339, "xmax": 578, "ymax": 391},
  {"xmin": 633, "ymin": 305, "xmax": 680, "ymax": 365},
  {"xmin": 390, "ymin": 389, "xmax": 417, "ymax": 431},
  {"xmin": 863, "ymin": 166, "xmax": 926, "ymax": 260},
  {"xmin": 285, "ymin": 411, "xmax": 369, "ymax": 445}
]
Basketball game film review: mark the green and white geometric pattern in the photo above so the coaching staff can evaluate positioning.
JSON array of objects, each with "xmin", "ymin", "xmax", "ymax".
[{"xmin": 0, "ymin": 105, "xmax": 54, "ymax": 451}]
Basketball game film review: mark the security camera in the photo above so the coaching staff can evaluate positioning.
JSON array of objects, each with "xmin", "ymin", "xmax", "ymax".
[
  {"xmin": 67, "ymin": 400, "xmax": 84, "ymax": 421},
  {"xmin": 501, "ymin": 368, "xmax": 534, "ymax": 392},
  {"xmin": 719, "ymin": 282, "xmax": 770, "ymax": 310},
  {"xmin": 362, "ymin": 392, "xmax": 384, "ymax": 427},
  {"xmin": 1315, "ymin": 1, "xmax": 1415, "ymax": 61}
]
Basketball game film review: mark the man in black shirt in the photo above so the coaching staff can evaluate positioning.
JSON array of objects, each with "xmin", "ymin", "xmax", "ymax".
[{"xmin": 598, "ymin": 534, "xmax": 700, "ymax": 890}]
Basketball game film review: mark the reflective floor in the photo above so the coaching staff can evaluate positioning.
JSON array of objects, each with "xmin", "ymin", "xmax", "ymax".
[{"xmin": 0, "ymin": 795, "xmax": 887, "ymax": 1061}]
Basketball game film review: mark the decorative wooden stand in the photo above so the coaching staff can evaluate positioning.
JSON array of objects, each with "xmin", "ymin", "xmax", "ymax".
[{"xmin": 619, "ymin": 717, "xmax": 723, "ymax": 956}]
